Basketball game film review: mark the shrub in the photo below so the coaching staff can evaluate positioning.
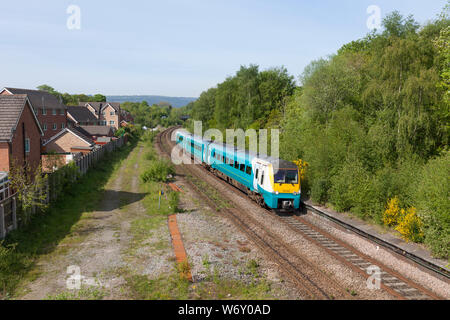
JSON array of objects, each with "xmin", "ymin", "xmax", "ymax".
[
  {"xmin": 140, "ymin": 159, "xmax": 175, "ymax": 183},
  {"xmin": 383, "ymin": 197, "xmax": 401, "ymax": 227},
  {"xmin": 168, "ymin": 191, "xmax": 179, "ymax": 213},
  {"xmin": 415, "ymin": 151, "xmax": 450, "ymax": 259},
  {"xmin": 395, "ymin": 207, "xmax": 424, "ymax": 243},
  {"xmin": 145, "ymin": 150, "xmax": 156, "ymax": 161}
]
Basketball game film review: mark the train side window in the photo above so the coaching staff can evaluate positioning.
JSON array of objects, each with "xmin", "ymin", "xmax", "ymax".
[
  {"xmin": 239, "ymin": 164, "xmax": 245, "ymax": 172},
  {"xmin": 246, "ymin": 166, "xmax": 252, "ymax": 175},
  {"xmin": 234, "ymin": 161, "xmax": 239, "ymax": 169},
  {"xmin": 255, "ymin": 169, "xmax": 259, "ymax": 179},
  {"xmin": 260, "ymin": 173, "xmax": 264, "ymax": 185}
]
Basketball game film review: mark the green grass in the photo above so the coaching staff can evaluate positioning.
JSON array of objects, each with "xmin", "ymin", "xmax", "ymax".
[
  {"xmin": 45, "ymin": 286, "xmax": 106, "ymax": 300},
  {"xmin": 0, "ymin": 138, "xmax": 138, "ymax": 299},
  {"xmin": 125, "ymin": 271, "xmax": 190, "ymax": 300}
]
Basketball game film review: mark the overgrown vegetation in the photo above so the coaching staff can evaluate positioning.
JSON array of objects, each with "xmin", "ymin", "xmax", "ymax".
[
  {"xmin": 121, "ymin": 101, "xmax": 189, "ymax": 128},
  {"xmin": 140, "ymin": 159, "xmax": 175, "ymax": 183},
  {"xmin": 184, "ymin": 7, "xmax": 450, "ymax": 259}
]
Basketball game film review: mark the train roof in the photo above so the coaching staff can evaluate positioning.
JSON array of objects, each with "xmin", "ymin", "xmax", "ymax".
[{"xmin": 175, "ymin": 128, "xmax": 297, "ymax": 169}]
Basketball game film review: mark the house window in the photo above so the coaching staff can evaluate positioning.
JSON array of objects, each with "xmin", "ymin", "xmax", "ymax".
[
  {"xmin": 42, "ymin": 108, "xmax": 47, "ymax": 115},
  {"xmin": 110, "ymin": 111, "xmax": 115, "ymax": 116},
  {"xmin": 61, "ymin": 123, "xmax": 65, "ymax": 129},
  {"xmin": 53, "ymin": 123, "xmax": 57, "ymax": 130},
  {"xmin": 34, "ymin": 108, "xmax": 38, "ymax": 115},
  {"xmin": 43, "ymin": 123, "xmax": 47, "ymax": 131},
  {"xmin": 60, "ymin": 109, "xmax": 65, "ymax": 115},
  {"xmin": 0, "ymin": 174, "xmax": 10, "ymax": 201},
  {"xmin": 25, "ymin": 138, "xmax": 30, "ymax": 153},
  {"xmin": 52, "ymin": 109, "xmax": 57, "ymax": 115},
  {"xmin": 109, "ymin": 120, "xmax": 115, "ymax": 125},
  {"xmin": 101, "ymin": 120, "xmax": 107, "ymax": 125}
]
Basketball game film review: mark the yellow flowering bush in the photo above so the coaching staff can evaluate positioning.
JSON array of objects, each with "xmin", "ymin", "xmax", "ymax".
[
  {"xmin": 383, "ymin": 197, "xmax": 401, "ymax": 227},
  {"xmin": 383, "ymin": 197, "xmax": 424, "ymax": 243},
  {"xmin": 395, "ymin": 207, "xmax": 424, "ymax": 243},
  {"xmin": 294, "ymin": 159, "xmax": 309, "ymax": 182}
]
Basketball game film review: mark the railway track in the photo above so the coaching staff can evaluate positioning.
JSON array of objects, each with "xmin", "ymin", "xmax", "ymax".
[
  {"xmin": 156, "ymin": 127, "xmax": 445, "ymax": 300},
  {"xmin": 157, "ymin": 127, "xmax": 352, "ymax": 300},
  {"xmin": 277, "ymin": 215, "xmax": 441, "ymax": 300},
  {"xmin": 302, "ymin": 203, "xmax": 450, "ymax": 281}
]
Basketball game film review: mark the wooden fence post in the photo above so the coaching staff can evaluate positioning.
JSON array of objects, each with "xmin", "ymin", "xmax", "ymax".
[{"xmin": 0, "ymin": 204, "xmax": 5, "ymax": 239}]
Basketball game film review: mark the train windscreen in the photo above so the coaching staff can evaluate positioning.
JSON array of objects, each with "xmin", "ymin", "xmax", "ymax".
[{"xmin": 273, "ymin": 169, "xmax": 298, "ymax": 184}]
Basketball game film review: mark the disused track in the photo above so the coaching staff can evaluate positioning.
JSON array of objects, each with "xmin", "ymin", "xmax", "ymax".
[
  {"xmin": 156, "ymin": 127, "xmax": 444, "ymax": 300},
  {"xmin": 156, "ymin": 127, "xmax": 352, "ymax": 300}
]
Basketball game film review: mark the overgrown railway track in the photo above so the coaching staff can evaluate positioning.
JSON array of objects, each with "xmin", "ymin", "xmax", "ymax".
[{"xmin": 156, "ymin": 127, "xmax": 445, "ymax": 300}]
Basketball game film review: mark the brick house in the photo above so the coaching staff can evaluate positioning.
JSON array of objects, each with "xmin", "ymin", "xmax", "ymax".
[
  {"xmin": 84, "ymin": 102, "xmax": 122, "ymax": 129},
  {"xmin": 41, "ymin": 127, "xmax": 95, "ymax": 172},
  {"xmin": 43, "ymin": 127, "xmax": 94, "ymax": 155},
  {"xmin": 1, "ymin": 87, "xmax": 67, "ymax": 143},
  {"xmin": 0, "ymin": 95, "xmax": 44, "ymax": 174}
]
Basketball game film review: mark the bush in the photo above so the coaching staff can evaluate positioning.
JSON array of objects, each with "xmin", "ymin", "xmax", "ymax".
[
  {"xmin": 145, "ymin": 150, "xmax": 157, "ymax": 161},
  {"xmin": 140, "ymin": 159, "xmax": 175, "ymax": 183},
  {"xmin": 383, "ymin": 197, "xmax": 401, "ymax": 227},
  {"xmin": 415, "ymin": 152, "xmax": 450, "ymax": 259},
  {"xmin": 169, "ymin": 191, "xmax": 179, "ymax": 213},
  {"xmin": 395, "ymin": 207, "xmax": 424, "ymax": 243}
]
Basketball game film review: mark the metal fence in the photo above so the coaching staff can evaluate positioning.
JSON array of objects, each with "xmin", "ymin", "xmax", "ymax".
[{"xmin": 0, "ymin": 136, "xmax": 126, "ymax": 239}]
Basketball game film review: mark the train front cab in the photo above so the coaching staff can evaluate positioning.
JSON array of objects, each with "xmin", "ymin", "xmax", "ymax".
[{"xmin": 253, "ymin": 160, "xmax": 301, "ymax": 212}]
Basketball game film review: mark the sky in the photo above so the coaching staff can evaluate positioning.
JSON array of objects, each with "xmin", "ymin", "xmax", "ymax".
[{"xmin": 0, "ymin": 0, "xmax": 447, "ymax": 97}]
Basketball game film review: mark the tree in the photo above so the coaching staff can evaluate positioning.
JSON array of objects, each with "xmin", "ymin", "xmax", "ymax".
[{"xmin": 8, "ymin": 162, "xmax": 48, "ymax": 223}]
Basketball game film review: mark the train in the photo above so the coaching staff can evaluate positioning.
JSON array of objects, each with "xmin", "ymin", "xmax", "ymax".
[{"xmin": 174, "ymin": 128, "xmax": 301, "ymax": 212}]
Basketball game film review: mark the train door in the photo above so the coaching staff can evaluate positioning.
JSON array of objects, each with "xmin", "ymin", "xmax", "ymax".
[{"xmin": 253, "ymin": 162, "xmax": 266, "ymax": 191}]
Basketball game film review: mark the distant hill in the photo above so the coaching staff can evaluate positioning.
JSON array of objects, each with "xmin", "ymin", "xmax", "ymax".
[{"xmin": 107, "ymin": 95, "xmax": 197, "ymax": 108}]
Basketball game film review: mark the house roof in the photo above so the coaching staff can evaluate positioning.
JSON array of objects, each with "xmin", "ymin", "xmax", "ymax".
[
  {"xmin": 96, "ymin": 137, "xmax": 112, "ymax": 143},
  {"xmin": 83, "ymin": 102, "xmax": 121, "ymax": 112},
  {"xmin": 2, "ymin": 87, "xmax": 66, "ymax": 110},
  {"xmin": 43, "ymin": 127, "xmax": 94, "ymax": 147},
  {"xmin": 77, "ymin": 125, "xmax": 114, "ymax": 137},
  {"xmin": 67, "ymin": 106, "xmax": 98, "ymax": 123},
  {"xmin": 0, "ymin": 95, "xmax": 44, "ymax": 141}
]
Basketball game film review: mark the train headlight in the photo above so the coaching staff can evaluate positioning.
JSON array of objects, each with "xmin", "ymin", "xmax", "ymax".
[
  {"xmin": 293, "ymin": 192, "xmax": 299, "ymax": 196},
  {"xmin": 275, "ymin": 191, "xmax": 279, "ymax": 195}
]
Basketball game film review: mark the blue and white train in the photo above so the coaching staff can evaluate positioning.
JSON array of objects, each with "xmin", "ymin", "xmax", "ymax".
[{"xmin": 174, "ymin": 129, "xmax": 301, "ymax": 211}]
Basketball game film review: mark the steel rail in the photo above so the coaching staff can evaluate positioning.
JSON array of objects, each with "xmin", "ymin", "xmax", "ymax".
[{"xmin": 302, "ymin": 202, "xmax": 450, "ymax": 280}]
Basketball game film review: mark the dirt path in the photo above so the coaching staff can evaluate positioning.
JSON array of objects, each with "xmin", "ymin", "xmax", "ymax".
[{"xmin": 20, "ymin": 145, "xmax": 146, "ymax": 299}]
